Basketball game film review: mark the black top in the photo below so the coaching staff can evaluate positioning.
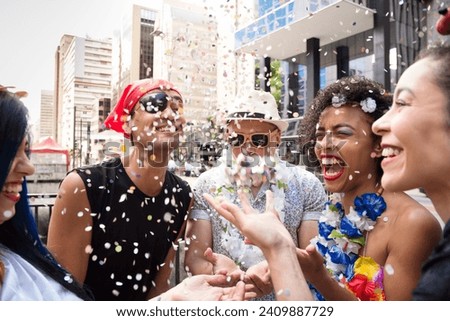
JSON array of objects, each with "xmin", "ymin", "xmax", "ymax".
[
  {"xmin": 75, "ymin": 158, "xmax": 192, "ymax": 300},
  {"xmin": 413, "ymin": 220, "xmax": 450, "ymax": 300}
]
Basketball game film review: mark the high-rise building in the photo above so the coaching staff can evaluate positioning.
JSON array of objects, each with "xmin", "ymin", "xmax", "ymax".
[
  {"xmin": 112, "ymin": 0, "xmax": 219, "ymax": 124},
  {"xmin": 54, "ymin": 34, "xmax": 112, "ymax": 167},
  {"xmin": 112, "ymin": 4, "xmax": 158, "ymax": 104},
  {"xmin": 39, "ymin": 89, "xmax": 55, "ymax": 139}
]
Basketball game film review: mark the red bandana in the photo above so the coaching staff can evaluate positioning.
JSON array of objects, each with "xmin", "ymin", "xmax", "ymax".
[{"xmin": 104, "ymin": 79, "xmax": 182, "ymax": 138}]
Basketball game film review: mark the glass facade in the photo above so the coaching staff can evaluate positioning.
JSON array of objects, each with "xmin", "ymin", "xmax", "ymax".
[
  {"xmin": 139, "ymin": 9, "xmax": 156, "ymax": 79},
  {"xmin": 237, "ymin": 0, "xmax": 428, "ymax": 120}
]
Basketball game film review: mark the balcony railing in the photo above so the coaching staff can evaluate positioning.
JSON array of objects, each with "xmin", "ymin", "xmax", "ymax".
[{"xmin": 236, "ymin": 0, "xmax": 370, "ymax": 49}]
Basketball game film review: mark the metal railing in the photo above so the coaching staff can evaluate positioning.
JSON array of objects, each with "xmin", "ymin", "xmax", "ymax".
[{"xmin": 28, "ymin": 193, "xmax": 57, "ymax": 243}]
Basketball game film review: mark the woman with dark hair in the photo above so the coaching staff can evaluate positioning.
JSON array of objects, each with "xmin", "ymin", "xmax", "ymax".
[
  {"xmin": 296, "ymin": 76, "xmax": 442, "ymax": 300},
  {"xmin": 373, "ymin": 43, "xmax": 450, "ymax": 300},
  {"xmin": 0, "ymin": 87, "xmax": 92, "ymax": 300}
]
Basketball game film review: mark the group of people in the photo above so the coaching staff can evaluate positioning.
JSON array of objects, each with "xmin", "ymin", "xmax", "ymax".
[
  {"xmin": 0, "ymin": 43, "xmax": 448, "ymax": 301},
  {"xmin": 208, "ymin": 43, "xmax": 450, "ymax": 300}
]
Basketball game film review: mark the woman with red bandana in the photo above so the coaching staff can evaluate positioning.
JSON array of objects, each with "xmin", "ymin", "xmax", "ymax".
[{"xmin": 47, "ymin": 79, "xmax": 196, "ymax": 300}]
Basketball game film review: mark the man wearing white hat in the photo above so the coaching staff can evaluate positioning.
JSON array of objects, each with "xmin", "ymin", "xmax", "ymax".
[{"xmin": 185, "ymin": 90, "xmax": 327, "ymax": 300}]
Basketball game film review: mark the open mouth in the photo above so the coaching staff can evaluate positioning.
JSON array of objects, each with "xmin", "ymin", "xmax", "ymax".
[{"xmin": 320, "ymin": 156, "xmax": 346, "ymax": 181}]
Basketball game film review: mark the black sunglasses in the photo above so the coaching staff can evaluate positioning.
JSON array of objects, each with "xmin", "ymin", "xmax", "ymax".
[
  {"xmin": 139, "ymin": 92, "xmax": 183, "ymax": 114},
  {"xmin": 228, "ymin": 133, "xmax": 270, "ymax": 148}
]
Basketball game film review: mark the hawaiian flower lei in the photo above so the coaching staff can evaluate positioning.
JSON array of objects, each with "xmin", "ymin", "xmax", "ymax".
[
  {"xmin": 212, "ymin": 150, "xmax": 291, "ymax": 269},
  {"xmin": 311, "ymin": 192, "xmax": 386, "ymax": 299}
]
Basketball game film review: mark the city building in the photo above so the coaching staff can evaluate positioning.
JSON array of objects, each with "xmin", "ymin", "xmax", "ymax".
[
  {"xmin": 38, "ymin": 89, "xmax": 56, "ymax": 139},
  {"xmin": 54, "ymin": 34, "xmax": 112, "ymax": 167},
  {"xmin": 113, "ymin": 0, "xmax": 219, "ymax": 124},
  {"xmin": 112, "ymin": 4, "xmax": 158, "ymax": 104}
]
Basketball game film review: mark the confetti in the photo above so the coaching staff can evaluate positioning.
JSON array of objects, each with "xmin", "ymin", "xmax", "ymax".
[{"xmin": 385, "ymin": 264, "xmax": 395, "ymax": 275}]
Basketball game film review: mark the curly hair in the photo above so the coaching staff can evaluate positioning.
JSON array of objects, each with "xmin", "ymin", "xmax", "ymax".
[{"xmin": 299, "ymin": 76, "xmax": 392, "ymax": 171}]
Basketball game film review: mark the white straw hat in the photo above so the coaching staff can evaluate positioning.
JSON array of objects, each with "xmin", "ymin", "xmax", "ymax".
[{"xmin": 226, "ymin": 90, "xmax": 288, "ymax": 132}]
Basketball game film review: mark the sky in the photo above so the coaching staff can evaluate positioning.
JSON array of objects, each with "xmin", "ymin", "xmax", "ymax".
[{"xmin": 0, "ymin": 0, "xmax": 157, "ymax": 125}]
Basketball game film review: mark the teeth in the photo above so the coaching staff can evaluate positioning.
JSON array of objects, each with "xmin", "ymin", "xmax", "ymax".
[
  {"xmin": 321, "ymin": 157, "xmax": 341, "ymax": 165},
  {"xmin": 2, "ymin": 184, "xmax": 22, "ymax": 194},
  {"xmin": 382, "ymin": 147, "xmax": 400, "ymax": 157}
]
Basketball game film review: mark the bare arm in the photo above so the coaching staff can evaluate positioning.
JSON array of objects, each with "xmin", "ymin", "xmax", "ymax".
[
  {"xmin": 47, "ymin": 172, "xmax": 92, "ymax": 283},
  {"xmin": 297, "ymin": 220, "xmax": 318, "ymax": 249},
  {"xmin": 184, "ymin": 218, "xmax": 214, "ymax": 275},
  {"xmin": 147, "ymin": 246, "xmax": 177, "ymax": 299}
]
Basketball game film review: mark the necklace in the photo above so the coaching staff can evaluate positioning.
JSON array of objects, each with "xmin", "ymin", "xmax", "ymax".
[
  {"xmin": 213, "ymin": 151, "xmax": 290, "ymax": 269},
  {"xmin": 312, "ymin": 192, "xmax": 386, "ymax": 299}
]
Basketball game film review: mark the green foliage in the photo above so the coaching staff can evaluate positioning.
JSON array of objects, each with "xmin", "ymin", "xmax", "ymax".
[
  {"xmin": 254, "ymin": 59, "xmax": 283, "ymax": 110},
  {"xmin": 270, "ymin": 60, "xmax": 283, "ymax": 108}
]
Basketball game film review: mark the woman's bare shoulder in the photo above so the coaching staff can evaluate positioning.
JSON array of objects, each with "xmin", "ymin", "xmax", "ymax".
[{"xmin": 383, "ymin": 191, "xmax": 442, "ymax": 234}]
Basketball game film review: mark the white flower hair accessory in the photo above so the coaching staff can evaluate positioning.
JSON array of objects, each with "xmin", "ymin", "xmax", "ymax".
[
  {"xmin": 331, "ymin": 94, "xmax": 346, "ymax": 107},
  {"xmin": 360, "ymin": 97, "xmax": 377, "ymax": 113}
]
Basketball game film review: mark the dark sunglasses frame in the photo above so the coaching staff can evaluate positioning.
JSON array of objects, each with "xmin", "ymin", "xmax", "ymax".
[
  {"xmin": 139, "ymin": 92, "xmax": 183, "ymax": 114},
  {"xmin": 228, "ymin": 133, "xmax": 270, "ymax": 148}
]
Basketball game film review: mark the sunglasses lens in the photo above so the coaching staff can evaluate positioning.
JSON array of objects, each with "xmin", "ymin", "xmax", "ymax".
[
  {"xmin": 228, "ymin": 134, "xmax": 269, "ymax": 147},
  {"xmin": 140, "ymin": 92, "xmax": 168, "ymax": 113},
  {"xmin": 251, "ymin": 134, "xmax": 268, "ymax": 147},
  {"xmin": 229, "ymin": 134, "xmax": 245, "ymax": 147}
]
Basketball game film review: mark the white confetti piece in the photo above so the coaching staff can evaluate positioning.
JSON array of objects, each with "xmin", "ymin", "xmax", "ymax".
[{"xmin": 385, "ymin": 264, "xmax": 394, "ymax": 275}]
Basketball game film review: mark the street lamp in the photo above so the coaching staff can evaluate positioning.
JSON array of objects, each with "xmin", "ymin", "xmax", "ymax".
[
  {"xmin": 72, "ymin": 105, "xmax": 88, "ymax": 168},
  {"xmin": 72, "ymin": 106, "xmax": 77, "ymax": 169}
]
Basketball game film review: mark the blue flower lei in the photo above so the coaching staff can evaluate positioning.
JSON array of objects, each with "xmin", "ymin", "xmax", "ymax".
[{"xmin": 313, "ymin": 192, "xmax": 386, "ymax": 281}]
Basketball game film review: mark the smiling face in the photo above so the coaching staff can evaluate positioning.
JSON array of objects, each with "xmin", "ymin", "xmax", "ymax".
[
  {"xmin": 227, "ymin": 120, "xmax": 280, "ymax": 164},
  {"xmin": 128, "ymin": 89, "xmax": 186, "ymax": 157},
  {"xmin": 0, "ymin": 138, "xmax": 35, "ymax": 224},
  {"xmin": 314, "ymin": 105, "xmax": 381, "ymax": 196},
  {"xmin": 372, "ymin": 58, "xmax": 450, "ymax": 194}
]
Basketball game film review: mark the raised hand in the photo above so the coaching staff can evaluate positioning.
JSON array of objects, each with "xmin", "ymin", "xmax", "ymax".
[{"xmin": 204, "ymin": 190, "xmax": 294, "ymax": 250}]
